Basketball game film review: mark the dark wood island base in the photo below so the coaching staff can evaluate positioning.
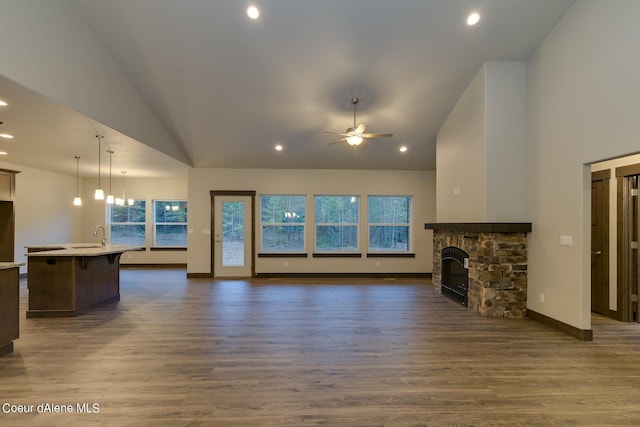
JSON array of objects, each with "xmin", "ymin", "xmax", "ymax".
[
  {"xmin": 0, "ymin": 263, "xmax": 23, "ymax": 356},
  {"xmin": 26, "ymin": 244, "xmax": 140, "ymax": 318}
]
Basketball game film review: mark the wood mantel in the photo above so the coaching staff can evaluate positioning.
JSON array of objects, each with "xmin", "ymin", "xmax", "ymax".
[{"xmin": 424, "ymin": 222, "xmax": 532, "ymax": 233}]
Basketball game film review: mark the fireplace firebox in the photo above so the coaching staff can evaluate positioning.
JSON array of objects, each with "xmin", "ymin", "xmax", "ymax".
[{"xmin": 441, "ymin": 247, "xmax": 469, "ymax": 306}]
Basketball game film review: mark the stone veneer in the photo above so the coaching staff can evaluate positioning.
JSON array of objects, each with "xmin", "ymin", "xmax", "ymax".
[{"xmin": 426, "ymin": 223, "xmax": 531, "ymax": 318}]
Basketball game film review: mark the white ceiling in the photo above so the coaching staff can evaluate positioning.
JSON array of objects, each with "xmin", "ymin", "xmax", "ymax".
[{"xmin": 0, "ymin": 0, "xmax": 575, "ymax": 178}]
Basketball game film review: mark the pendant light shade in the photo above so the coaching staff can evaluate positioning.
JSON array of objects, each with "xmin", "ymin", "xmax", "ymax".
[
  {"xmin": 106, "ymin": 150, "xmax": 115, "ymax": 204},
  {"xmin": 94, "ymin": 135, "xmax": 105, "ymax": 200},
  {"xmin": 73, "ymin": 155, "xmax": 82, "ymax": 206}
]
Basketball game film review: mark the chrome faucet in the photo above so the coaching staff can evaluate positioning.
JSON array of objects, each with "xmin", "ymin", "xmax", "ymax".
[{"xmin": 93, "ymin": 225, "xmax": 106, "ymax": 247}]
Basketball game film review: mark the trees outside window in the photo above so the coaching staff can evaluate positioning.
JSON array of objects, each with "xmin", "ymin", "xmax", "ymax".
[
  {"xmin": 260, "ymin": 195, "xmax": 305, "ymax": 252},
  {"xmin": 368, "ymin": 196, "xmax": 411, "ymax": 252},
  {"xmin": 109, "ymin": 200, "xmax": 146, "ymax": 246},
  {"xmin": 153, "ymin": 200, "xmax": 188, "ymax": 247},
  {"xmin": 314, "ymin": 195, "xmax": 359, "ymax": 252}
]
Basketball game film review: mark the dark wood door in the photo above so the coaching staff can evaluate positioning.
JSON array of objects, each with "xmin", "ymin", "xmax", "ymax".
[{"xmin": 591, "ymin": 176, "xmax": 609, "ymax": 315}]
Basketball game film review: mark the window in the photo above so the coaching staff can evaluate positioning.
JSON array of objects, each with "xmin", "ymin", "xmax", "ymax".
[
  {"xmin": 260, "ymin": 195, "xmax": 305, "ymax": 252},
  {"xmin": 314, "ymin": 195, "xmax": 359, "ymax": 252},
  {"xmin": 368, "ymin": 196, "xmax": 411, "ymax": 252},
  {"xmin": 153, "ymin": 200, "xmax": 188, "ymax": 247},
  {"xmin": 109, "ymin": 200, "xmax": 146, "ymax": 246}
]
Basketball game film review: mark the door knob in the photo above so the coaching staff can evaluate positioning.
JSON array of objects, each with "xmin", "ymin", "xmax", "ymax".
[{"xmin": 592, "ymin": 250, "xmax": 602, "ymax": 255}]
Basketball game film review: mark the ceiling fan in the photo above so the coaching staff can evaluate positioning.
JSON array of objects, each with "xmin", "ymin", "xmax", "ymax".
[{"xmin": 323, "ymin": 97, "xmax": 393, "ymax": 147}]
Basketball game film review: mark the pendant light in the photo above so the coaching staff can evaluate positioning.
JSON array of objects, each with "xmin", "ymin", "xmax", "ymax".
[
  {"xmin": 94, "ymin": 135, "xmax": 105, "ymax": 200},
  {"xmin": 73, "ymin": 155, "xmax": 82, "ymax": 206},
  {"xmin": 106, "ymin": 150, "xmax": 115, "ymax": 204}
]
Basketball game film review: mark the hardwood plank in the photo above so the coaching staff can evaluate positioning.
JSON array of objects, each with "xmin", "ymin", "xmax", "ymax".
[{"xmin": 0, "ymin": 270, "xmax": 639, "ymax": 426}]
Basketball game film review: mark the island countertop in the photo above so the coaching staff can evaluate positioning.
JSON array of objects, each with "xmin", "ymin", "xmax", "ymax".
[
  {"xmin": 0, "ymin": 262, "xmax": 24, "ymax": 270},
  {"xmin": 25, "ymin": 243, "xmax": 143, "ymax": 257}
]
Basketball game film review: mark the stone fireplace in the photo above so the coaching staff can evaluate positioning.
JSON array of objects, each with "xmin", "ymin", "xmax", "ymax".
[{"xmin": 425, "ymin": 223, "xmax": 531, "ymax": 318}]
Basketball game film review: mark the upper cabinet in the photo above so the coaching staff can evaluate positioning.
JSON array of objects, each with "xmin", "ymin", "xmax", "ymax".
[{"xmin": 0, "ymin": 169, "xmax": 18, "ymax": 201}]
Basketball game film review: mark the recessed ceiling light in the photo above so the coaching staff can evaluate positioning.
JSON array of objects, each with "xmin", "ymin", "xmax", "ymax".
[
  {"xmin": 467, "ymin": 12, "xmax": 480, "ymax": 26},
  {"xmin": 247, "ymin": 5, "xmax": 259, "ymax": 20},
  {"xmin": 0, "ymin": 151, "xmax": 7, "ymax": 156},
  {"xmin": 399, "ymin": 146, "xmax": 408, "ymax": 153},
  {"xmin": 0, "ymin": 100, "xmax": 7, "ymax": 107},
  {"xmin": 0, "ymin": 133, "xmax": 13, "ymax": 139},
  {"xmin": 275, "ymin": 144, "xmax": 283, "ymax": 151}
]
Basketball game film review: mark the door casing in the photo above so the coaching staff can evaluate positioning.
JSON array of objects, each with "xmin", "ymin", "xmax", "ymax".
[{"xmin": 210, "ymin": 190, "xmax": 256, "ymax": 278}]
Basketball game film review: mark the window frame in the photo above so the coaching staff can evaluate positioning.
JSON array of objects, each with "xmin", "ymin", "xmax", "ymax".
[
  {"xmin": 367, "ymin": 195, "xmax": 412, "ymax": 253},
  {"xmin": 259, "ymin": 194, "xmax": 306, "ymax": 254},
  {"xmin": 313, "ymin": 194, "xmax": 360, "ymax": 254},
  {"xmin": 152, "ymin": 199, "xmax": 188, "ymax": 248},
  {"xmin": 107, "ymin": 199, "xmax": 147, "ymax": 246}
]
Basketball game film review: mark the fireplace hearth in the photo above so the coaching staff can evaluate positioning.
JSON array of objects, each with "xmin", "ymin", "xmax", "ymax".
[{"xmin": 425, "ymin": 223, "xmax": 532, "ymax": 318}]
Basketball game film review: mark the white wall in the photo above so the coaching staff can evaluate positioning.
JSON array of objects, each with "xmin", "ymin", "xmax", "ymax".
[
  {"xmin": 526, "ymin": 0, "xmax": 640, "ymax": 329},
  {"xmin": 436, "ymin": 66, "xmax": 486, "ymax": 222},
  {"xmin": 436, "ymin": 62, "xmax": 527, "ymax": 222},
  {"xmin": 82, "ymin": 177, "xmax": 188, "ymax": 265},
  {"xmin": 188, "ymin": 168, "xmax": 435, "ymax": 275},
  {"xmin": 485, "ymin": 62, "xmax": 528, "ymax": 221},
  {"xmin": 0, "ymin": 160, "xmax": 82, "ymax": 273}
]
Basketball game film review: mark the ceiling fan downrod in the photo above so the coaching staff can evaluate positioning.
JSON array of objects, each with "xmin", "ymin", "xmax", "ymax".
[{"xmin": 351, "ymin": 97, "xmax": 359, "ymax": 128}]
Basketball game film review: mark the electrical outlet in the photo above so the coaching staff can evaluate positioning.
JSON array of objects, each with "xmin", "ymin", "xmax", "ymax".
[
  {"xmin": 560, "ymin": 235, "xmax": 573, "ymax": 246},
  {"xmin": 284, "ymin": 261, "xmax": 288, "ymax": 267},
  {"xmin": 376, "ymin": 261, "xmax": 380, "ymax": 267},
  {"xmin": 539, "ymin": 293, "xmax": 545, "ymax": 303}
]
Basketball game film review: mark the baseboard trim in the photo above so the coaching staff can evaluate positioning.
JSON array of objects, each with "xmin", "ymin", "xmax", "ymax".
[
  {"xmin": 254, "ymin": 272, "xmax": 432, "ymax": 279},
  {"xmin": 186, "ymin": 273, "xmax": 214, "ymax": 278},
  {"xmin": 527, "ymin": 309, "xmax": 593, "ymax": 341},
  {"xmin": 121, "ymin": 263, "xmax": 187, "ymax": 269}
]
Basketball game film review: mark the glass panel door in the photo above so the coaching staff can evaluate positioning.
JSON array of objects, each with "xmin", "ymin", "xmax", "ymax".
[
  {"xmin": 214, "ymin": 195, "xmax": 252, "ymax": 277},
  {"xmin": 222, "ymin": 201, "xmax": 245, "ymax": 267}
]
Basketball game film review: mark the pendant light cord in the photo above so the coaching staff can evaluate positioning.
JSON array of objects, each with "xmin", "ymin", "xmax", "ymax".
[
  {"xmin": 75, "ymin": 156, "xmax": 80, "ymax": 195},
  {"xmin": 96, "ymin": 135, "xmax": 102, "ymax": 187}
]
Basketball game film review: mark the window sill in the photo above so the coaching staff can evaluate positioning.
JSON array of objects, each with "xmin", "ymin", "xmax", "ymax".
[
  {"xmin": 150, "ymin": 247, "xmax": 187, "ymax": 251},
  {"xmin": 312, "ymin": 253, "xmax": 362, "ymax": 258},
  {"xmin": 258, "ymin": 253, "xmax": 308, "ymax": 258},
  {"xmin": 367, "ymin": 253, "xmax": 415, "ymax": 258}
]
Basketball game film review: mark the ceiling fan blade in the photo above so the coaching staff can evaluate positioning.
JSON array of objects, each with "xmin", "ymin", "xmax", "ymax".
[
  {"xmin": 328, "ymin": 138, "xmax": 347, "ymax": 145},
  {"xmin": 355, "ymin": 123, "xmax": 366, "ymax": 134},
  {"xmin": 362, "ymin": 133, "xmax": 393, "ymax": 138},
  {"xmin": 322, "ymin": 131, "xmax": 350, "ymax": 137}
]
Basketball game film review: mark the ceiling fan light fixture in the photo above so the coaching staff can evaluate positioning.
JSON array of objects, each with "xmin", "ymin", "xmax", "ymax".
[{"xmin": 347, "ymin": 135, "xmax": 363, "ymax": 146}]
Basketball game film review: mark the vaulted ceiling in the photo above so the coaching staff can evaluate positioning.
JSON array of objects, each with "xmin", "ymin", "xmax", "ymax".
[{"xmin": 0, "ymin": 0, "xmax": 575, "ymax": 178}]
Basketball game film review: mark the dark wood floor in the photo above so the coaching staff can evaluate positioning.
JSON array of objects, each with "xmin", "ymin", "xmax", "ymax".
[{"xmin": 1, "ymin": 269, "xmax": 640, "ymax": 426}]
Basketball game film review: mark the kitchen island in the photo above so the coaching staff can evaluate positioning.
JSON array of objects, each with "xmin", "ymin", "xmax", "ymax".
[
  {"xmin": 25, "ymin": 244, "xmax": 142, "ymax": 318},
  {"xmin": 0, "ymin": 262, "xmax": 24, "ymax": 356}
]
